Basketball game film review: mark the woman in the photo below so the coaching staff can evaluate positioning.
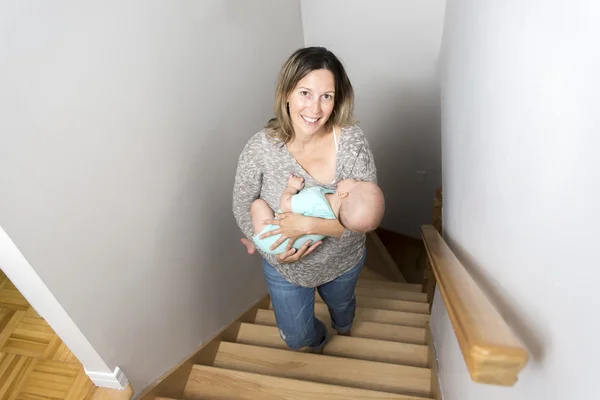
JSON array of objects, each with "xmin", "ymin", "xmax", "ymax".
[{"xmin": 233, "ymin": 47, "xmax": 378, "ymax": 352}]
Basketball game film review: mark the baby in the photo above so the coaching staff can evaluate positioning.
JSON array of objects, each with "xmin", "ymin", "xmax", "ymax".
[{"xmin": 241, "ymin": 174, "xmax": 385, "ymax": 255}]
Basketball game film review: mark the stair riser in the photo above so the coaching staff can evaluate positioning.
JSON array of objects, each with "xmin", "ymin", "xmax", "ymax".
[
  {"xmin": 315, "ymin": 293, "xmax": 430, "ymax": 314},
  {"xmin": 213, "ymin": 342, "xmax": 432, "ymax": 398},
  {"xmin": 356, "ymin": 280, "xmax": 423, "ymax": 292},
  {"xmin": 233, "ymin": 323, "xmax": 428, "ymax": 367},
  {"xmin": 354, "ymin": 287, "xmax": 428, "ymax": 303},
  {"xmin": 254, "ymin": 309, "xmax": 428, "ymax": 345},
  {"xmin": 184, "ymin": 365, "xmax": 432, "ymax": 400},
  {"xmin": 268, "ymin": 302, "xmax": 430, "ymax": 328}
]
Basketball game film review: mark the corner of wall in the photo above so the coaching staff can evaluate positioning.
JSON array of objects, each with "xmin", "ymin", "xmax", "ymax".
[
  {"xmin": 298, "ymin": 0, "xmax": 308, "ymax": 46},
  {"xmin": 0, "ymin": 224, "xmax": 120, "ymax": 387}
]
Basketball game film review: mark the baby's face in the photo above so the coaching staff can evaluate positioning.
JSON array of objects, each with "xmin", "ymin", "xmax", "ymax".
[{"xmin": 336, "ymin": 178, "xmax": 358, "ymax": 195}]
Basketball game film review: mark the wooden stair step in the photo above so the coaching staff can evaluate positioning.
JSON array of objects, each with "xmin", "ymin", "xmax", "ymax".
[
  {"xmin": 359, "ymin": 267, "xmax": 390, "ymax": 281},
  {"xmin": 212, "ymin": 342, "xmax": 431, "ymax": 397},
  {"xmin": 184, "ymin": 364, "xmax": 431, "ymax": 400},
  {"xmin": 355, "ymin": 286, "xmax": 428, "ymax": 303},
  {"xmin": 232, "ymin": 323, "xmax": 428, "ymax": 367},
  {"xmin": 316, "ymin": 293, "xmax": 430, "ymax": 314},
  {"xmin": 254, "ymin": 309, "xmax": 427, "ymax": 344},
  {"xmin": 267, "ymin": 302, "xmax": 429, "ymax": 328},
  {"xmin": 356, "ymin": 279, "xmax": 423, "ymax": 292}
]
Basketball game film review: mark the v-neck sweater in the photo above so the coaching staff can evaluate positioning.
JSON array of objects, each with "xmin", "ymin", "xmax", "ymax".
[{"xmin": 233, "ymin": 124, "xmax": 378, "ymax": 287}]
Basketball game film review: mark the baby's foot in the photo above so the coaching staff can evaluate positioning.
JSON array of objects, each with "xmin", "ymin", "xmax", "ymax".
[
  {"xmin": 240, "ymin": 238, "xmax": 256, "ymax": 255},
  {"xmin": 288, "ymin": 175, "xmax": 305, "ymax": 191}
]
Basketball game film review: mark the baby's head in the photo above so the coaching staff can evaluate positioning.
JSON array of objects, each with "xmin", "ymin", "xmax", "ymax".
[{"xmin": 336, "ymin": 179, "xmax": 385, "ymax": 233}]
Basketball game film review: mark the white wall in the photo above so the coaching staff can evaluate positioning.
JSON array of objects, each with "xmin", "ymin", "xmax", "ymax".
[
  {"xmin": 301, "ymin": 0, "xmax": 446, "ymax": 237},
  {"xmin": 0, "ymin": 0, "xmax": 303, "ymax": 392},
  {"xmin": 434, "ymin": 0, "xmax": 600, "ymax": 399}
]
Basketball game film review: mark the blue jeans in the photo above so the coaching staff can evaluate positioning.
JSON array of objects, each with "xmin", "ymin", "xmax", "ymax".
[{"xmin": 262, "ymin": 250, "xmax": 366, "ymax": 351}]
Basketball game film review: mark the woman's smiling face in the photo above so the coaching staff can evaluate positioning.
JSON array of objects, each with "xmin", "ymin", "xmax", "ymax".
[{"xmin": 287, "ymin": 69, "xmax": 336, "ymax": 137}]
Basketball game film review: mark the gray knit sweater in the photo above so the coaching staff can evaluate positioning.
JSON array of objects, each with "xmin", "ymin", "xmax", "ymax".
[{"xmin": 232, "ymin": 124, "xmax": 378, "ymax": 287}]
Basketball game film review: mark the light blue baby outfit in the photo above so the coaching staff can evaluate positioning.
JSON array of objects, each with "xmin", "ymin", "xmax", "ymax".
[{"xmin": 253, "ymin": 186, "xmax": 337, "ymax": 255}]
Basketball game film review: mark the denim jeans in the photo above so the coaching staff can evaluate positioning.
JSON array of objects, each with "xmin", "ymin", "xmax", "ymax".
[{"xmin": 261, "ymin": 249, "xmax": 366, "ymax": 351}]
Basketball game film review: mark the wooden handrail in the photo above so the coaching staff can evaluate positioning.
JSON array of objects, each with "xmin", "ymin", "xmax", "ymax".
[{"xmin": 422, "ymin": 225, "xmax": 528, "ymax": 386}]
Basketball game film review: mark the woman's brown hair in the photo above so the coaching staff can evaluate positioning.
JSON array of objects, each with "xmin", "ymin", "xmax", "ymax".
[{"xmin": 266, "ymin": 47, "xmax": 354, "ymax": 144}]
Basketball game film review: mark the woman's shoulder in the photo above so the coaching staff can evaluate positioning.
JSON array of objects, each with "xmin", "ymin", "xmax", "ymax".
[
  {"xmin": 240, "ymin": 130, "xmax": 269, "ymax": 156},
  {"xmin": 245, "ymin": 128, "xmax": 267, "ymax": 146},
  {"xmin": 340, "ymin": 124, "xmax": 370, "ymax": 151},
  {"xmin": 238, "ymin": 129, "xmax": 283, "ymax": 169},
  {"xmin": 245, "ymin": 129, "xmax": 281, "ymax": 150}
]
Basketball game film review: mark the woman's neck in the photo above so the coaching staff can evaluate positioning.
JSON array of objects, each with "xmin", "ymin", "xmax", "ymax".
[{"xmin": 289, "ymin": 127, "xmax": 329, "ymax": 150}]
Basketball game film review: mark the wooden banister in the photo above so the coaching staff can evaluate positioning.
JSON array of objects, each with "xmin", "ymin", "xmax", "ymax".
[{"xmin": 421, "ymin": 225, "xmax": 529, "ymax": 386}]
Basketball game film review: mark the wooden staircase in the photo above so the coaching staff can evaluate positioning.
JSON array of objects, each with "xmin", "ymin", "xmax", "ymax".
[
  {"xmin": 143, "ymin": 266, "xmax": 439, "ymax": 400},
  {"xmin": 142, "ymin": 189, "xmax": 528, "ymax": 398}
]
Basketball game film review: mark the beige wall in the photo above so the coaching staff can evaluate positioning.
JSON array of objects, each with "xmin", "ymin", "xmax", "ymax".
[
  {"xmin": 0, "ymin": 0, "xmax": 303, "ymax": 392},
  {"xmin": 433, "ymin": 0, "xmax": 600, "ymax": 399},
  {"xmin": 301, "ymin": 0, "xmax": 447, "ymax": 237}
]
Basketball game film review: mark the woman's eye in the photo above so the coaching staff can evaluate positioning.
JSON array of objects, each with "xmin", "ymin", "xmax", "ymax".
[
  {"xmin": 323, "ymin": 94, "xmax": 333, "ymax": 100},
  {"xmin": 300, "ymin": 90, "xmax": 309, "ymax": 96}
]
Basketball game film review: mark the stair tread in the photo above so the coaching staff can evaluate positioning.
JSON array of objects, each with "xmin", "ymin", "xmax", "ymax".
[
  {"xmin": 316, "ymin": 293, "xmax": 430, "ymax": 314},
  {"xmin": 254, "ymin": 309, "xmax": 427, "ymax": 344},
  {"xmin": 356, "ymin": 279, "xmax": 423, "ymax": 292},
  {"xmin": 359, "ymin": 267, "xmax": 390, "ymax": 281},
  {"xmin": 213, "ymin": 342, "xmax": 431, "ymax": 397},
  {"xmin": 355, "ymin": 286, "xmax": 428, "ymax": 303},
  {"xmin": 184, "ymin": 365, "xmax": 432, "ymax": 400},
  {"xmin": 268, "ymin": 302, "xmax": 429, "ymax": 328},
  {"xmin": 233, "ymin": 322, "xmax": 428, "ymax": 367}
]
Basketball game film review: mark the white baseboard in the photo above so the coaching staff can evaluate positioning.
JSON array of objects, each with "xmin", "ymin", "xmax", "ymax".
[{"xmin": 85, "ymin": 366, "xmax": 129, "ymax": 390}]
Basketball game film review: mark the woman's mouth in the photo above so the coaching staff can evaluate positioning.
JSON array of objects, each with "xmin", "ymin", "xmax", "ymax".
[{"xmin": 301, "ymin": 115, "xmax": 320, "ymax": 126}]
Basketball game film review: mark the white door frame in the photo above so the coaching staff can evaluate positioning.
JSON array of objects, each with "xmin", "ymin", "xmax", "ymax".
[{"xmin": 0, "ymin": 225, "xmax": 128, "ymax": 389}]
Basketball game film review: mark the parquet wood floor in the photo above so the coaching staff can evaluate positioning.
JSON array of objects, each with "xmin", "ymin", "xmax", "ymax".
[{"xmin": 0, "ymin": 270, "xmax": 97, "ymax": 399}]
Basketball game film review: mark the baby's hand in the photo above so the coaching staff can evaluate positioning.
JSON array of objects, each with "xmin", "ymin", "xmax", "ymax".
[{"xmin": 287, "ymin": 175, "xmax": 305, "ymax": 191}]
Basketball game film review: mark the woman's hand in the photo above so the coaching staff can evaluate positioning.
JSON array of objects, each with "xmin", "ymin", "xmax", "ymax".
[
  {"xmin": 276, "ymin": 239, "xmax": 322, "ymax": 264},
  {"xmin": 260, "ymin": 212, "xmax": 313, "ymax": 250},
  {"xmin": 258, "ymin": 212, "xmax": 322, "ymax": 263}
]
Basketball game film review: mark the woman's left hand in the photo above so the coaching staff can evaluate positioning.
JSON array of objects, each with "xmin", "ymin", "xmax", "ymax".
[{"xmin": 260, "ymin": 212, "xmax": 313, "ymax": 251}]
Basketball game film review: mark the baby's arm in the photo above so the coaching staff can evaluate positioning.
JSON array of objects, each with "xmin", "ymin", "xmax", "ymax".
[{"xmin": 280, "ymin": 175, "xmax": 304, "ymax": 212}]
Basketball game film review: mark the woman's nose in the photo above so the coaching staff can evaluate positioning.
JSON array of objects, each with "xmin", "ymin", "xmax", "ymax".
[{"xmin": 311, "ymin": 99, "xmax": 322, "ymax": 114}]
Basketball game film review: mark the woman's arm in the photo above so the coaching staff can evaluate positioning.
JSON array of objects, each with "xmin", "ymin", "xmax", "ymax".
[
  {"xmin": 233, "ymin": 138, "xmax": 321, "ymax": 264},
  {"xmin": 232, "ymin": 139, "xmax": 263, "ymax": 241},
  {"xmin": 259, "ymin": 213, "xmax": 344, "ymax": 251},
  {"xmin": 265, "ymin": 214, "xmax": 345, "ymax": 237},
  {"xmin": 307, "ymin": 216, "xmax": 345, "ymax": 237}
]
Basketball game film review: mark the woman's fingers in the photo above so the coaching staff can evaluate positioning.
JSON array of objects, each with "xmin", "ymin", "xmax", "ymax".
[
  {"xmin": 285, "ymin": 236, "xmax": 296, "ymax": 251},
  {"xmin": 276, "ymin": 241, "xmax": 309, "ymax": 263},
  {"xmin": 285, "ymin": 240, "xmax": 313, "ymax": 261},
  {"xmin": 295, "ymin": 240, "xmax": 313, "ymax": 256},
  {"xmin": 259, "ymin": 228, "xmax": 282, "ymax": 239},
  {"xmin": 276, "ymin": 247, "xmax": 297, "ymax": 263},
  {"xmin": 303, "ymin": 241, "xmax": 322, "ymax": 257},
  {"xmin": 270, "ymin": 235, "xmax": 290, "ymax": 251}
]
